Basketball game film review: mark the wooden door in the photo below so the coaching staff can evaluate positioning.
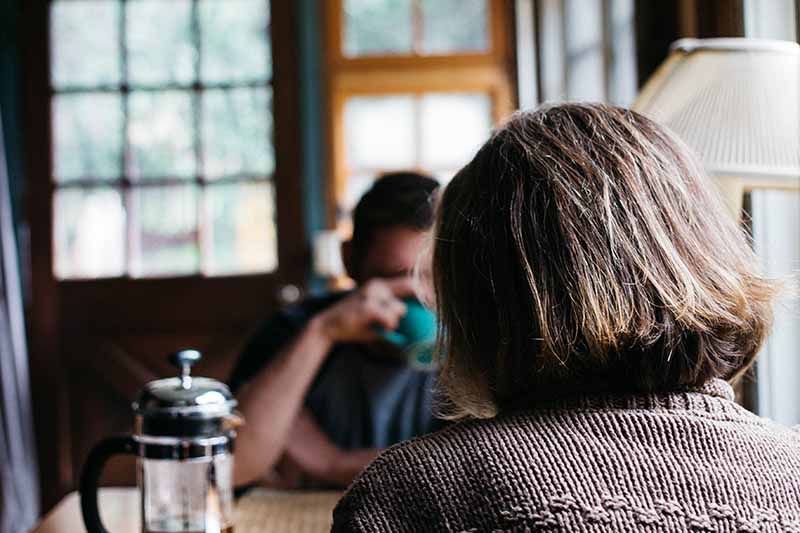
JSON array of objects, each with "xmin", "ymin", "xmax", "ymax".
[{"xmin": 19, "ymin": 0, "xmax": 306, "ymax": 511}]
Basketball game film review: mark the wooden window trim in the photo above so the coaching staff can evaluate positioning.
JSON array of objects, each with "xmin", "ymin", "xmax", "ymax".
[{"xmin": 323, "ymin": 0, "xmax": 517, "ymax": 230}]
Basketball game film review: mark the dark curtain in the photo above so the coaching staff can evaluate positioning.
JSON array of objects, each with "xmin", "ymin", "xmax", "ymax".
[{"xmin": 0, "ymin": 103, "xmax": 38, "ymax": 533}]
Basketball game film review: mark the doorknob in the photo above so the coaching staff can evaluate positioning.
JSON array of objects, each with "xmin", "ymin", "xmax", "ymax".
[{"xmin": 277, "ymin": 284, "xmax": 302, "ymax": 305}]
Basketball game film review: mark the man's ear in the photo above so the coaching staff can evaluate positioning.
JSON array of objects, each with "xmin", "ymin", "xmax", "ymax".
[{"xmin": 341, "ymin": 239, "xmax": 358, "ymax": 282}]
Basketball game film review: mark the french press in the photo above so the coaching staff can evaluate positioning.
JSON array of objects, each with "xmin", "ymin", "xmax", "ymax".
[{"xmin": 80, "ymin": 349, "xmax": 242, "ymax": 533}]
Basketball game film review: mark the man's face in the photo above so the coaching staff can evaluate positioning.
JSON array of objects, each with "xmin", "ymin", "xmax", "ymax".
[
  {"xmin": 357, "ymin": 225, "xmax": 429, "ymax": 282},
  {"xmin": 353, "ymin": 225, "xmax": 430, "ymax": 361}
]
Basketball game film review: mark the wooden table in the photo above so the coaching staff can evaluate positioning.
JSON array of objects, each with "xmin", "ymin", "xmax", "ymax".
[{"xmin": 33, "ymin": 487, "xmax": 342, "ymax": 533}]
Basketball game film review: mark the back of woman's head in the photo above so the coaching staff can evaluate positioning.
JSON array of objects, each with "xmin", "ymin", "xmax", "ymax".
[{"xmin": 433, "ymin": 103, "xmax": 774, "ymax": 419}]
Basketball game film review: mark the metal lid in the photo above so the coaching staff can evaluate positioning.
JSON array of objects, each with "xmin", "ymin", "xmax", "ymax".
[{"xmin": 133, "ymin": 350, "xmax": 237, "ymax": 420}]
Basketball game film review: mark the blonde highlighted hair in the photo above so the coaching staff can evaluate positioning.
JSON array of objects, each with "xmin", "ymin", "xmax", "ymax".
[{"xmin": 432, "ymin": 103, "xmax": 775, "ymax": 419}]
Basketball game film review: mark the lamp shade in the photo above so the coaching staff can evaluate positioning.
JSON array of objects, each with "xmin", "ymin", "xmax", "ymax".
[{"xmin": 633, "ymin": 38, "xmax": 800, "ymax": 185}]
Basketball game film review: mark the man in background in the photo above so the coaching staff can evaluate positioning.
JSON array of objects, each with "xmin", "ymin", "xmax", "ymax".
[{"xmin": 230, "ymin": 172, "xmax": 441, "ymax": 489}]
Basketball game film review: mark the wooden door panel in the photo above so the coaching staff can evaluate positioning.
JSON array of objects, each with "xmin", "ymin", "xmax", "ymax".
[
  {"xmin": 68, "ymin": 360, "xmax": 136, "ymax": 487},
  {"xmin": 20, "ymin": 0, "xmax": 305, "ymax": 513}
]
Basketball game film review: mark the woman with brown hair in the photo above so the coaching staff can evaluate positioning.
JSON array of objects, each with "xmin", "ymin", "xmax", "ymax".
[{"xmin": 332, "ymin": 103, "xmax": 800, "ymax": 532}]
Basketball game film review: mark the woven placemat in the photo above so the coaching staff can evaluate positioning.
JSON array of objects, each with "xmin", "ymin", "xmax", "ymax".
[{"xmin": 235, "ymin": 489, "xmax": 342, "ymax": 533}]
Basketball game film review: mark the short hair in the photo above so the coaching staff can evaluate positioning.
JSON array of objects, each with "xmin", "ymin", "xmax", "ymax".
[
  {"xmin": 432, "ymin": 103, "xmax": 775, "ymax": 419},
  {"xmin": 351, "ymin": 171, "xmax": 439, "ymax": 265}
]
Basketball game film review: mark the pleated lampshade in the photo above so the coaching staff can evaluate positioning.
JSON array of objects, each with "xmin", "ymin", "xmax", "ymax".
[{"xmin": 633, "ymin": 38, "xmax": 800, "ymax": 190}]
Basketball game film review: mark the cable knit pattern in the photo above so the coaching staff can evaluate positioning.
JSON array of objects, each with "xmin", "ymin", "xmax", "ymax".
[{"xmin": 332, "ymin": 380, "xmax": 800, "ymax": 532}]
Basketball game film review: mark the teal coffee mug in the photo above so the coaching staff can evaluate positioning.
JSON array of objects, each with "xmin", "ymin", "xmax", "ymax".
[{"xmin": 376, "ymin": 297, "xmax": 437, "ymax": 369}]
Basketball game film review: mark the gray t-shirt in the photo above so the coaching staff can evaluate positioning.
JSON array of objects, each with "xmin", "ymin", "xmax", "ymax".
[{"xmin": 229, "ymin": 293, "xmax": 441, "ymax": 450}]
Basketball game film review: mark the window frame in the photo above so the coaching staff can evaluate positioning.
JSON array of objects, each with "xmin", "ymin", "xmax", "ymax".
[
  {"xmin": 323, "ymin": 0, "xmax": 516, "ymax": 230},
  {"xmin": 48, "ymin": 0, "xmax": 292, "ymax": 282},
  {"xmin": 327, "ymin": 0, "xmax": 511, "ymax": 67}
]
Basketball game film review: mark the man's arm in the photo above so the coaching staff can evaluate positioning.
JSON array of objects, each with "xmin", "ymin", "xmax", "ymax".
[
  {"xmin": 233, "ymin": 278, "xmax": 414, "ymax": 487},
  {"xmin": 282, "ymin": 410, "xmax": 380, "ymax": 487},
  {"xmin": 233, "ymin": 315, "xmax": 333, "ymax": 486}
]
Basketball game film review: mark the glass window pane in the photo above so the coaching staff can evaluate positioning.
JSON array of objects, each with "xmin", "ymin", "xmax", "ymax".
[
  {"xmin": 54, "ymin": 187, "xmax": 126, "ymax": 279},
  {"xmin": 53, "ymin": 93, "xmax": 123, "ymax": 182},
  {"xmin": 343, "ymin": 0, "xmax": 413, "ymax": 57},
  {"xmin": 202, "ymin": 88, "xmax": 273, "ymax": 179},
  {"xmin": 433, "ymin": 169, "xmax": 459, "ymax": 184},
  {"xmin": 127, "ymin": 0, "xmax": 195, "ymax": 86},
  {"xmin": 421, "ymin": 0, "xmax": 488, "ymax": 54},
  {"xmin": 50, "ymin": 1, "xmax": 121, "ymax": 89},
  {"xmin": 564, "ymin": 0, "xmax": 605, "ymax": 101},
  {"xmin": 344, "ymin": 95, "xmax": 416, "ymax": 170},
  {"xmin": 205, "ymin": 181, "xmax": 277, "ymax": 275},
  {"xmin": 128, "ymin": 91, "xmax": 196, "ymax": 179},
  {"xmin": 131, "ymin": 184, "xmax": 199, "ymax": 277},
  {"xmin": 343, "ymin": 173, "xmax": 375, "ymax": 215},
  {"xmin": 419, "ymin": 93, "xmax": 491, "ymax": 169},
  {"xmin": 199, "ymin": 0, "xmax": 271, "ymax": 83},
  {"xmin": 752, "ymin": 189, "xmax": 800, "ymax": 424}
]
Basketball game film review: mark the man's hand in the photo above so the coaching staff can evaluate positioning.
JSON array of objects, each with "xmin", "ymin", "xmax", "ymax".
[
  {"xmin": 234, "ymin": 279, "xmax": 410, "ymax": 487},
  {"xmin": 315, "ymin": 278, "xmax": 417, "ymax": 343}
]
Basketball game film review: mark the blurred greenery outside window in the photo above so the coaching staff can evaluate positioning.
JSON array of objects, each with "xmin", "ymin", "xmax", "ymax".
[
  {"xmin": 50, "ymin": 0, "xmax": 277, "ymax": 279},
  {"xmin": 343, "ymin": 0, "xmax": 490, "ymax": 57}
]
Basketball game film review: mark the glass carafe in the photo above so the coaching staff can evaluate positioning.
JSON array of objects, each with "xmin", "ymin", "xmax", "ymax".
[
  {"xmin": 80, "ymin": 350, "xmax": 242, "ymax": 533},
  {"xmin": 140, "ymin": 453, "xmax": 233, "ymax": 533}
]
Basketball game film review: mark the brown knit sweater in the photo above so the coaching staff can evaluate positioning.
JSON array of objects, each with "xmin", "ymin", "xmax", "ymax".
[{"xmin": 332, "ymin": 380, "xmax": 800, "ymax": 532}]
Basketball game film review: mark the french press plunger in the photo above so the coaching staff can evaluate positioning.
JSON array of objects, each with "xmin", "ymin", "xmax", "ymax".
[{"xmin": 80, "ymin": 349, "xmax": 242, "ymax": 533}]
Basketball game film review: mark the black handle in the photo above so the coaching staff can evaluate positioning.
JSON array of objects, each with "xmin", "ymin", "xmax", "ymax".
[{"xmin": 79, "ymin": 436, "xmax": 136, "ymax": 533}]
